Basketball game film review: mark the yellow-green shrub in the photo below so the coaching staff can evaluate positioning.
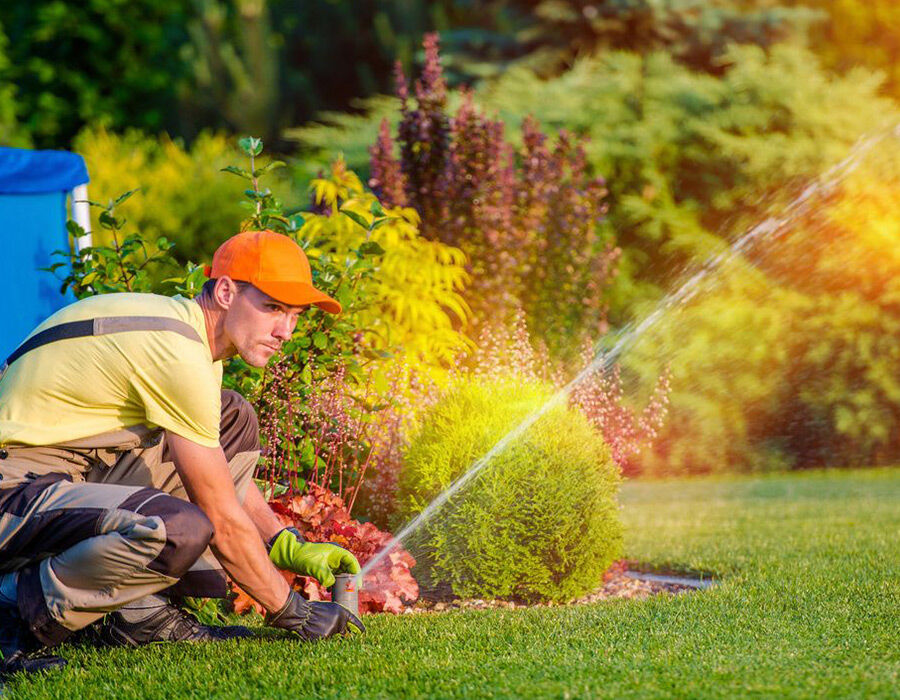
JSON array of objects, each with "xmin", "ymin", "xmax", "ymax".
[
  {"xmin": 394, "ymin": 377, "xmax": 623, "ymax": 602},
  {"xmin": 299, "ymin": 158, "xmax": 473, "ymax": 371}
]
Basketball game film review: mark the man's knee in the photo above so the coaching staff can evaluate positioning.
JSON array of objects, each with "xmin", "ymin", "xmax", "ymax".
[
  {"xmin": 120, "ymin": 490, "xmax": 214, "ymax": 579},
  {"xmin": 220, "ymin": 390, "xmax": 260, "ymax": 459}
]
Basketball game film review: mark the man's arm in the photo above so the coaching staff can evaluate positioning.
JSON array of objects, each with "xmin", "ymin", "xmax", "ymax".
[
  {"xmin": 242, "ymin": 479, "xmax": 284, "ymax": 544},
  {"xmin": 166, "ymin": 432, "xmax": 289, "ymax": 613}
]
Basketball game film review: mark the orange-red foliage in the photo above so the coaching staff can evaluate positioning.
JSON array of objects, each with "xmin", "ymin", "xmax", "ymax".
[{"xmin": 231, "ymin": 483, "xmax": 418, "ymax": 615}]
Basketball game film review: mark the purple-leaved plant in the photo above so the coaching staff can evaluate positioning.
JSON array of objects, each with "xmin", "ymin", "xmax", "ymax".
[{"xmin": 369, "ymin": 33, "xmax": 620, "ymax": 359}]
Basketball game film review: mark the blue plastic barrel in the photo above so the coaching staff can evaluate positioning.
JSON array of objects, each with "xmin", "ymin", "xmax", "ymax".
[{"xmin": 0, "ymin": 147, "xmax": 88, "ymax": 361}]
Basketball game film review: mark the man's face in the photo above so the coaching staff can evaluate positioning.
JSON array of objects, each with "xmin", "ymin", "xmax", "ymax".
[{"xmin": 222, "ymin": 282, "xmax": 309, "ymax": 367}]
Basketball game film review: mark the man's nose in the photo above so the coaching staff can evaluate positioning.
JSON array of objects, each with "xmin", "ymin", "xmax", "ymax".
[{"xmin": 273, "ymin": 315, "xmax": 294, "ymax": 340}]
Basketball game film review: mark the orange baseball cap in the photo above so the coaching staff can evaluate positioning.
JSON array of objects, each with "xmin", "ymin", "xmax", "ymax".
[{"xmin": 204, "ymin": 230, "xmax": 342, "ymax": 313}]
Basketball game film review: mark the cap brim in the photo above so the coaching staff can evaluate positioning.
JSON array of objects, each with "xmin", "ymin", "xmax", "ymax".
[{"xmin": 256, "ymin": 280, "xmax": 342, "ymax": 314}]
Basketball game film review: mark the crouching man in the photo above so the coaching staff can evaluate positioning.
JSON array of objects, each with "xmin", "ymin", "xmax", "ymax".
[{"xmin": 0, "ymin": 230, "xmax": 363, "ymax": 677}]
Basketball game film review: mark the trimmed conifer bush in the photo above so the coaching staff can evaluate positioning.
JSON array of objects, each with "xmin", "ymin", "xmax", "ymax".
[{"xmin": 394, "ymin": 377, "xmax": 623, "ymax": 603}]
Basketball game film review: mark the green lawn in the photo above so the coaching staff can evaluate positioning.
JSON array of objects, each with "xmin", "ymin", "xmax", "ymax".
[{"xmin": 6, "ymin": 468, "xmax": 899, "ymax": 699}]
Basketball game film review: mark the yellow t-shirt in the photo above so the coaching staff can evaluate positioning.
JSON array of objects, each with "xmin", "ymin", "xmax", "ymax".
[{"xmin": 0, "ymin": 293, "xmax": 223, "ymax": 448}]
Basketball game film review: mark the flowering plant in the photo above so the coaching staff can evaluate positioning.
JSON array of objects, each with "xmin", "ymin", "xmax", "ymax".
[
  {"xmin": 570, "ymin": 356, "xmax": 672, "ymax": 475},
  {"xmin": 469, "ymin": 311, "xmax": 672, "ymax": 474}
]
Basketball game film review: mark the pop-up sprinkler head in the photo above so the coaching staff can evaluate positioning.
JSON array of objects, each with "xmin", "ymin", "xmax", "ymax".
[{"xmin": 330, "ymin": 573, "xmax": 360, "ymax": 618}]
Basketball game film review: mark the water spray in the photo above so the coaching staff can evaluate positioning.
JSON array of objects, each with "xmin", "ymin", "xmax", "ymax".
[{"xmin": 359, "ymin": 123, "xmax": 898, "ymax": 581}]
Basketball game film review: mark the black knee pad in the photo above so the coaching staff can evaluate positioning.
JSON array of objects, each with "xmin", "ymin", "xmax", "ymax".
[
  {"xmin": 122, "ymin": 490, "xmax": 214, "ymax": 579},
  {"xmin": 219, "ymin": 390, "xmax": 260, "ymax": 459}
]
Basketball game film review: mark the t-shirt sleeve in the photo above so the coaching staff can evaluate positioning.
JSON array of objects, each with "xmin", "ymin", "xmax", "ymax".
[{"xmin": 130, "ymin": 361, "xmax": 221, "ymax": 447}]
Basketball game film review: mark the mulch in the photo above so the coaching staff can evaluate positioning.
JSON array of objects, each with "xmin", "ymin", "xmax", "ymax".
[{"xmin": 402, "ymin": 563, "xmax": 701, "ymax": 614}]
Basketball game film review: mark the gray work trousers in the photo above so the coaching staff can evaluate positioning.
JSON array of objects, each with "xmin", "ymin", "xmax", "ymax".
[{"xmin": 0, "ymin": 390, "xmax": 259, "ymax": 646}]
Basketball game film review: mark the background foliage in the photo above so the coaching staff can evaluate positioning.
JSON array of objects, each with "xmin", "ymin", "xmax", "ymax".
[
  {"xmin": 12, "ymin": 0, "xmax": 900, "ymax": 509},
  {"xmin": 73, "ymin": 127, "xmax": 278, "ymax": 268},
  {"xmin": 365, "ymin": 35, "xmax": 619, "ymax": 358},
  {"xmin": 283, "ymin": 33, "xmax": 900, "ymax": 477},
  {"xmin": 0, "ymin": 1, "xmax": 193, "ymax": 146},
  {"xmin": 296, "ymin": 43, "xmax": 894, "ymax": 322},
  {"xmin": 623, "ymin": 135, "xmax": 900, "ymax": 475},
  {"xmin": 8, "ymin": 1, "xmax": 900, "ymax": 147}
]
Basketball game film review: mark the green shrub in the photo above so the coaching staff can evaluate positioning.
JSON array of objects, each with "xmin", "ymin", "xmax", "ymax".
[
  {"xmin": 0, "ymin": 0, "xmax": 192, "ymax": 146},
  {"xmin": 394, "ymin": 378, "xmax": 623, "ymax": 603}
]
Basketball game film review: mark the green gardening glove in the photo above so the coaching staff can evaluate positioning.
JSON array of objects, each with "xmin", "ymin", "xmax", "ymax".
[{"xmin": 267, "ymin": 527, "xmax": 360, "ymax": 589}]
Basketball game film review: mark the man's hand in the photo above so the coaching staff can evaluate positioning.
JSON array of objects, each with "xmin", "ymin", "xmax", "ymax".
[
  {"xmin": 268, "ymin": 527, "xmax": 360, "ymax": 588},
  {"xmin": 267, "ymin": 591, "xmax": 365, "ymax": 641}
]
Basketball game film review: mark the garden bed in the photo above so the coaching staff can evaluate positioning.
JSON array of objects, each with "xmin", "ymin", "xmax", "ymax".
[{"xmin": 403, "ymin": 561, "xmax": 715, "ymax": 613}]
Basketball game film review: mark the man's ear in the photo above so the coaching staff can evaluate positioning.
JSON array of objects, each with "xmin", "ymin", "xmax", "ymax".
[{"xmin": 213, "ymin": 276, "xmax": 240, "ymax": 310}]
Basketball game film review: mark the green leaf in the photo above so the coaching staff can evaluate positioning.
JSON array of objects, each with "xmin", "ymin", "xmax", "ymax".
[
  {"xmin": 359, "ymin": 241, "xmax": 386, "ymax": 257},
  {"xmin": 370, "ymin": 200, "xmax": 387, "ymax": 217},
  {"xmin": 300, "ymin": 362, "xmax": 312, "ymax": 385},
  {"xmin": 66, "ymin": 220, "xmax": 86, "ymax": 237},
  {"xmin": 40, "ymin": 262, "xmax": 67, "ymax": 273},
  {"xmin": 98, "ymin": 211, "xmax": 119, "ymax": 229},
  {"xmin": 300, "ymin": 440, "xmax": 316, "ymax": 466},
  {"xmin": 340, "ymin": 209, "xmax": 370, "ymax": 231},
  {"xmin": 316, "ymin": 353, "xmax": 334, "ymax": 367},
  {"xmin": 370, "ymin": 216, "xmax": 397, "ymax": 231},
  {"xmin": 221, "ymin": 165, "xmax": 253, "ymax": 180},
  {"xmin": 334, "ymin": 285, "xmax": 354, "ymax": 307},
  {"xmin": 312, "ymin": 331, "xmax": 328, "ymax": 349},
  {"xmin": 238, "ymin": 136, "xmax": 264, "ymax": 157},
  {"xmin": 257, "ymin": 160, "xmax": 286, "ymax": 176},
  {"xmin": 114, "ymin": 188, "xmax": 140, "ymax": 206}
]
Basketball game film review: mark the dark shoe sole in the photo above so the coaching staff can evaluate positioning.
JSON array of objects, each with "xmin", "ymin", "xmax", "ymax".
[{"xmin": 0, "ymin": 654, "xmax": 67, "ymax": 679}]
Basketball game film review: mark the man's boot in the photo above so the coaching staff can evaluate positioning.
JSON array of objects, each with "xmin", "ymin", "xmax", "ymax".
[
  {"xmin": 97, "ymin": 595, "xmax": 253, "ymax": 647},
  {"xmin": 0, "ymin": 607, "xmax": 66, "ymax": 678}
]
